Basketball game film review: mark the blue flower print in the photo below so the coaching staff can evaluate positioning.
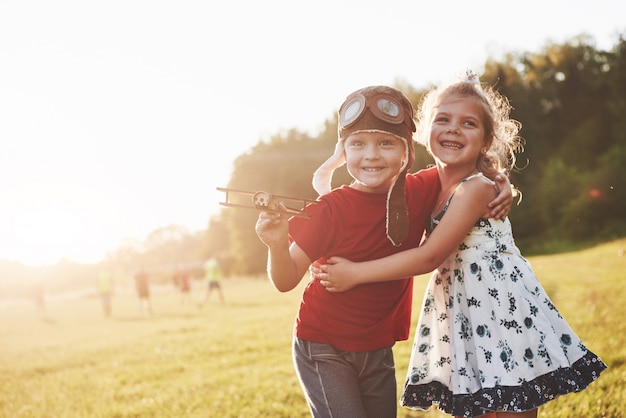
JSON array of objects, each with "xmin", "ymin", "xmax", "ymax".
[
  {"xmin": 476, "ymin": 324, "xmax": 491, "ymax": 338},
  {"xmin": 561, "ymin": 334, "xmax": 572, "ymax": 346},
  {"xmin": 500, "ymin": 318, "xmax": 522, "ymax": 334},
  {"xmin": 508, "ymin": 292, "xmax": 517, "ymax": 314},
  {"xmin": 456, "ymin": 312, "xmax": 472, "ymax": 340},
  {"xmin": 523, "ymin": 348, "xmax": 535, "ymax": 368},
  {"xmin": 544, "ymin": 298, "xmax": 563, "ymax": 318},
  {"xmin": 476, "ymin": 325, "xmax": 486, "ymax": 337},
  {"xmin": 435, "ymin": 356, "xmax": 451, "ymax": 368},
  {"xmin": 510, "ymin": 265, "xmax": 523, "ymax": 282},
  {"xmin": 486, "ymin": 252, "xmax": 507, "ymax": 280},
  {"xmin": 488, "ymin": 288, "xmax": 501, "ymax": 305},
  {"xmin": 479, "ymin": 346, "xmax": 493, "ymax": 363},
  {"xmin": 467, "ymin": 296, "xmax": 481, "ymax": 308},
  {"xmin": 455, "ymin": 268, "xmax": 464, "ymax": 284},
  {"xmin": 524, "ymin": 317, "xmax": 533, "ymax": 329},
  {"xmin": 495, "ymin": 259, "xmax": 504, "ymax": 270},
  {"xmin": 408, "ymin": 366, "xmax": 428, "ymax": 383},
  {"xmin": 423, "ymin": 294, "xmax": 435, "ymax": 314},
  {"xmin": 498, "ymin": 340, "xmax": 517, "ymax": 372}
]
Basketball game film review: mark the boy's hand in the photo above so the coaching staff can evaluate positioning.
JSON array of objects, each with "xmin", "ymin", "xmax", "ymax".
[
  {"xmin": 488, "ymin": 174, "xmax": 514, "ymax": 220},
  {"xmin": 255, "ymin": 202, "xmax": 289, "ymax": 248}
]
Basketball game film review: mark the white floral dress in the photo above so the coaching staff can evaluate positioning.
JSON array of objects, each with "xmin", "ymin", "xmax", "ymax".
[{"xmin": 400, "ymin": 174, "xmax": 607, "ymax": 417}]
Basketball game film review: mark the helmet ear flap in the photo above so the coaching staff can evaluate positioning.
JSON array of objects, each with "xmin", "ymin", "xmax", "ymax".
[{"xmin": 312, "ymin": 142, "xmax": 346, "ymax": 195}]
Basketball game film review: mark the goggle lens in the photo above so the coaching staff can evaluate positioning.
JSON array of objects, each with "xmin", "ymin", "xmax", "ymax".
[
  {"xmin": 339, "ymin": 95, "xmax": 365, "ymax": 127},
  {"xmin": 339, "ymin": 93, "xmax": 406, "ymax": 128},
  {"xmin": 377, "ymin": 99, "xmax": 400, "ymax": 118}
]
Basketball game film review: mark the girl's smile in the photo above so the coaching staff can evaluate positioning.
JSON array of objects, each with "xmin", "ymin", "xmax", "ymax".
[{"xmin": 429, "ymin": 96, "xmax": 488, "ymax": 171}]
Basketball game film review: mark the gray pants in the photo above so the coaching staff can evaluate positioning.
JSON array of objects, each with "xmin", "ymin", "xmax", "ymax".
[{"xmin": 292, "ymin": 337, "xmax": 397, "ymax": 418}]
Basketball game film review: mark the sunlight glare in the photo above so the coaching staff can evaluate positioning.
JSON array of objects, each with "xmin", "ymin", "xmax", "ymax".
[{"xmin": 12, "ymin": 208, "xmax": 87, "ymax": 265}]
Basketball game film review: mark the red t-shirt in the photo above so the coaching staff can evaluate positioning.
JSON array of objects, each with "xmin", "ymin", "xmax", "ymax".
[{"xmin": 288, "ymin": 166, "xmax": 439, "ymax": 352}]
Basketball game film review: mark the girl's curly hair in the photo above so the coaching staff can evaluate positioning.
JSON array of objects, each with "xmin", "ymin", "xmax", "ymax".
[{"xmin": 415, "ymin": 76, "xmax": 524, "ymax": 178}]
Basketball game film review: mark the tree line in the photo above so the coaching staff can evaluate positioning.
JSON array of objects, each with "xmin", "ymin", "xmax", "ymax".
[
  {"xmin": 222, "ymin": 33, "xmax": 626, "ymax": 275},
  {"xmin": 1, "ymin": 33, "xmax": 624, "ymax": 296}
]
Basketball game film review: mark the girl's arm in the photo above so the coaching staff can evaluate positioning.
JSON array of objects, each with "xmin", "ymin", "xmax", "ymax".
[
  {"xmin": 320, "ymin": 177, "xmax": 495, "ymax": 292},
  {"xmin": 255, "ymin": 204, "xmax": 311, "ymax": 292}
]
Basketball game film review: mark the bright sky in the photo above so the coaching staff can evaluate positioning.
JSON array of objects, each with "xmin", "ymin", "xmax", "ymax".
[{"xmin": 0, "ymin": 0, "xmax": 624, "ymax": 266}]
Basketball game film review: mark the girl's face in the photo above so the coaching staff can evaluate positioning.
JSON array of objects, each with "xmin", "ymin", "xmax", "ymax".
[
  {"xmin": 344, "ymin": 131, "xmax": 407, "ymax": 194},
  {"xmin": 428, "ymin": 96, "xmax": 489, "ymax": 171}
]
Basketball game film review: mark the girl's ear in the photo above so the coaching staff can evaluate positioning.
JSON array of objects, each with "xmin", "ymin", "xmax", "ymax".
[{"xmin": 484, "ymin": 134, "xmax": 494, "ymax": 151}]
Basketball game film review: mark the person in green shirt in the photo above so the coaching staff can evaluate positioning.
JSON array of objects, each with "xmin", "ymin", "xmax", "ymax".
[{"xmin": 198, "ymin": 257, "xmax": 225, "ymax": 306}]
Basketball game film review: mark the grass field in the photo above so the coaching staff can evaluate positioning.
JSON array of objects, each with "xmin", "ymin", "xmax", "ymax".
[{"xmin": 1, "ymin": 238, "xmax": 624, "ymax": 417}]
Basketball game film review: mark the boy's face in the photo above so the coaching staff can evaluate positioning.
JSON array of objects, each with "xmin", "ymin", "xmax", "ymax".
[{"xmin": 344, "ymin": 131, "xmax": 407, "ymax": 194}]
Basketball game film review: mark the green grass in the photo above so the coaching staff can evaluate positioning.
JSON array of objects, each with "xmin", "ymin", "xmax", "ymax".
[{"xmin": 1, "ymin": 238, "xmax": 624, "ymax": 417}]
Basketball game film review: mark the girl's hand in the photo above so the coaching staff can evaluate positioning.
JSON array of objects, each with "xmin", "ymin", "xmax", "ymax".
[
  {"xmin": 318, "ymin": 256, "xmax": 360, "ymax": 293},
  {"xmin": 309, "ymin": 260, "xmax": 323, "ymax": 280},
  {"xmin": 488, "ymin": 174, "xmax": 514, "ymax": 220}
]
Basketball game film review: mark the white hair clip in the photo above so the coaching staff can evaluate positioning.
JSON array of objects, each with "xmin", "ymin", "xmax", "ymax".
[{"xmin": 460, "ymin": 69, "xmax": 480, "ymax": 85}]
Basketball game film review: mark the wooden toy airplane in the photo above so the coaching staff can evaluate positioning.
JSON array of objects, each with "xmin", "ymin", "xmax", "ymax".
[{"xmin": 216, "ymin": 187, "xmax": 316, "ymax": 218}]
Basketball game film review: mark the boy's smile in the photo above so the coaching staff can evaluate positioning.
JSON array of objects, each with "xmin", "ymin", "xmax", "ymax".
[{"xmin": 344, "ymin": 131, "xmax": 407, "ymax": 194}]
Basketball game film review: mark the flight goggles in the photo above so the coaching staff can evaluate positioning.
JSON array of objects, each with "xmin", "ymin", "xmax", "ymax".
[{"xmin": 337, "ymin": 87, "xmax": 415, "ymax": 141}]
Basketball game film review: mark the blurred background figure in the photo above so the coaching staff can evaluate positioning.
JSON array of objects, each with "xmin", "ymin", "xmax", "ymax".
[
  {"xmin": 32, "ymin": 278, "xmax": 49, "ymax": 321},
  {"xmin": 174, "ymin": 264, "xmax": 192, "ymax": 306},
  {"xmin": 98, "ymin": 270, "xmax": 114, "ymax": 317},
  {"xmin": 198, "ymin": 257, "xmax": 224, "ymax": 306},
  {"xmin": 133, "ymin": 267, "xmax": 153, "ymax": 316}
]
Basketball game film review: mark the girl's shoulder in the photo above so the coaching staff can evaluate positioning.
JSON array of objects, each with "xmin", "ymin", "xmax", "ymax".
[
  {"xmin": 454, "ymin": 173, "xmax": 499, "ymax": 219},
  {"xmin": 455, "ymin": 173, "xmax": 498, "ymax": 204},
  {"xmin": 460, "ymin": 172, "xmax": 497, "ymax": 190}
]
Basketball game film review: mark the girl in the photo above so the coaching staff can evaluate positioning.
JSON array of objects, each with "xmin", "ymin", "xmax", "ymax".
[{"xmin": 316, "ymin": 73, "xmax": 607, "ymax": 417}]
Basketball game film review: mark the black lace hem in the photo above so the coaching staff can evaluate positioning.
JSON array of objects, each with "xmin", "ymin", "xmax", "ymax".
[{"xmin": 400, "ymin": 350, "xmax": 607, "ymax": 417}]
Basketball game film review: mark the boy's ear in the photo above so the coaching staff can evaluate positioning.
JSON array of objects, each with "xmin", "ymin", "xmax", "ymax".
[{"xmin": 400, "ymin": 152, "xmax": 408, "ymax": 170}]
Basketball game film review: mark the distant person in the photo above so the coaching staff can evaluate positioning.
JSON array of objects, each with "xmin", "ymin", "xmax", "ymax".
[
  {"xmin": 133, "ymin": 268, "xmax": 153, "ymax": 316},
  {"xmin": 198, "ymin": 257, "xmax": 224, "ymax": 306},
  {"xmin": 98, "ymin": 270, "xmax": 114, "ymax": 317},
  {"xmin": 174, "ymin": 264, "xmax": 192, "ymax": 305},
  {"xmin": 32, "ymin": 278, "xmax": 48, "ymax": 320}
]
